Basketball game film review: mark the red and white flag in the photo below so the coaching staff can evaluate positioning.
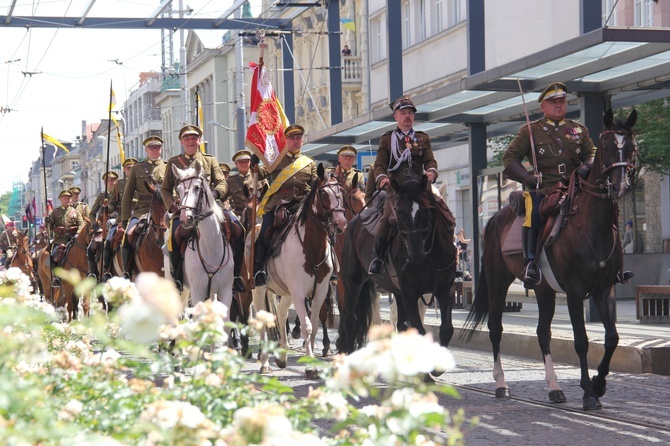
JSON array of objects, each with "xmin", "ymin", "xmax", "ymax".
[{"xmin": 245, "ymin": 62, "xmax": 289, "ymax": 173}]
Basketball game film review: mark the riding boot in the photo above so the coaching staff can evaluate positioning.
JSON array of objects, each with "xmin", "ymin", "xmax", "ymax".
[
  {"xmin": 101, "ymin": 244, "xmax": 114, "ymax": 281},
  {"xmin": 121, "ymin": 246, "xmax": 134, "ymax": 281},
  {"xmin": 253, "ymin": 240, "xmax": 268, "ymax": 286},
  {"xmin": 368, "ymin": 221, "xmax": 390, "ymax": 276},
  {"xmin": 232, "ymin": 236, "xmax": 245, "ymax": 293},
  {"xmin": 522, "ymin": 227, "xmax": 542, "ymax": 287},
  {"xmin": 169, "ymin": 248, "xmax": 184, "ymax": 292},
  {"xmin": 87, "ymin": 258, "xmax": 99, "ymax": 282},
  {"xmin": 50, "ymin": 255, "xmax": 61, "ymax": 288}
]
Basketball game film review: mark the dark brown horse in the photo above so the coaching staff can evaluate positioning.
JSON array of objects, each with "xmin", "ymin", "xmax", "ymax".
[
  {"xmin": 464, "ymin": 109, "xmax": 637, "ymax": 410},
  {"xmin": 133, "ymin": 182, "xmax": 168, "ymax": 276},
  {"xmin": 37, "ymin": 222, "xmax": 93, "ymax": 320},
  {"xmin": 336, "ymin": 175, "xmax": 457, "ymax": 356},
  {"xmin": 8, "ymin": 229, "xmax": 38, "ymax": 293}
]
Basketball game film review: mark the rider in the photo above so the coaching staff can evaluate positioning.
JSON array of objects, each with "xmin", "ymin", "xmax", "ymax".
[
  {"xmin": 161, "ymin": 125, "xmax": 228, "ymax": 292},
  {"xmin": 223, "ymin": 149, "xmax": 267, "ymax": 292},
  {"xmin": 87, "ymin": 171, "xmax": 119, "ymax": 280},
  {"xmin": 46, "ymin": 189, "xmax": 84, "ymax": 287},
  {"xmin": 69, "ymin": 186, "xmax": 91, "ymax": 225},
  {"xmin": 503, "ymin": 81, "xmax": 601, "ymax": 287},
  {"xmin": 368, "ymin": 95, "xmax": 439, "ymax": 276},
  {"xmin": 251, "ymin": 124, "xmax": 317, "ymax": 287},
  {"xmin": 119, "ymin": 137, "xmax": 167, "ymax": 280},
  {"xmin": 327, "ymin": 146, "xmax": 364, "ymax": 189}
]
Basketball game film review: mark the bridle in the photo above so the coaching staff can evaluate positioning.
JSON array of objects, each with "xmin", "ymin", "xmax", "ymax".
[
  {"xmin": 304, "ymin": 174, "xmax": 346, "ymax": 237},
  {"xmin": 177, "ymin": 174, "xmax": 216, "ymax": 226},
  {"xmin": 579, "ymin": 127, "xmax": 637, "ymax": 200},
  {"xmin": 148, "ymin": 188, "xmax": 167, "ymax": 244}
]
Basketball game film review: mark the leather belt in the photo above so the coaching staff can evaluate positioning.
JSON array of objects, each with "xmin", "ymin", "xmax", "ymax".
[{"xmin": 276, "ymin": 187, "xmax": 308, "ymax": 195}]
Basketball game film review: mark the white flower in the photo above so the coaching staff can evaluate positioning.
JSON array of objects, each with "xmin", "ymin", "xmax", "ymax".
[
  {"xmin": 134, "ymin": 272, "xmax": 183, "ymax": 322},
  {"xmin": 58, "ymin": 399, "xmax": 83, "ymax": 421},
  {"xmin": 102, "ymin": 276, "xmax": 139, "ymax": 307},
  {"xmin": 117, "ymin": 297, "xmax": 168, "ymax": 344}
]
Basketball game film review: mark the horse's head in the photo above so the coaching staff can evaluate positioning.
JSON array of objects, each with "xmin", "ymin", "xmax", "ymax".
[
  {"xmin": 145, "ymin": 181, "xmax": 167, "ymax": 244},
  {"xmin": 305, "ymin": 164, "xmax": 347, "ymax": 235},
  {"xmin": 173, "ymin": 160, "xmax": 216, "ymax": 230},
  {"xmin": 341, "ymin": 172, "xmax": 366, "ymax": 218},
  {"xmin": 594, "ymin": 109, "xmax": 637, "ymax": 200},
  {"xmin": 391, "ymin": 174, "xmax": 434, "ymax": 264}
]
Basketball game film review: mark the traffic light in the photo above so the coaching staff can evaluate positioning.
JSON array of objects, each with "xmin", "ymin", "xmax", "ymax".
[{"xmin": 21, "ymin": 215, "xmax": 27, "ymax": 229}]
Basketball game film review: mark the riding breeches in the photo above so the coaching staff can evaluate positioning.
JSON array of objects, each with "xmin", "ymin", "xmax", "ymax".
[
  {"xmin": 123, "ymin": 217, "xmax": 140, "ymax": 249},
  {"xmin": 523, "ymin": 191, "xmax": 544, "ymax": 231}
]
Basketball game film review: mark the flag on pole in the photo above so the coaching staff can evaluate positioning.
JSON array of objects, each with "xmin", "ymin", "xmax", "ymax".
[
  {"xmin": 31, "ymin": 197, "xmax": 37, "ymax": 218},
  {"xmin": 245, "ymin": 62, "xmax": 289, "ymax": 173},
  {"xmin": 42, "ymin": 132, "xmax": 70, "ymax": 153},
  {"xmin": 109, "ymin": 88, "xmax": 117, "ymax": 112},
  {"xmin": 108, "ymin": 89, "xmax": 125, "ymax": 163},
  {"xmin": 45, "ymin": 199, "xmax": 54, "ymax": 215},
  {"xmin": 340, "ymin": 18, "xmax": 356, "ymax": 32},
  {"xmin": 196, "ymin": 92, "xmax": 206, "ymax": 153}
]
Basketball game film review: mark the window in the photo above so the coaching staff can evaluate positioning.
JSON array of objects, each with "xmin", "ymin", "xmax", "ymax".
[
  {"xmin": 447, "ymin": 0, "xmax": 465, "ymax": 28},
  {"xmin": 434, "ymin": 0, "xmax": 444, "ymax": 33},
  {"xmin": 371, "ymin": 15, "xmax": 386, "ymax": 63},
  {"xmin": 402, "ymin": 1, "xmax": 411, "ymax": 49},
  {"xmin": 602, "ymin": 0, "xmax": 617, "ymax": 26},
  {"xmin": 418, "ymin": 0, "xmax": 427, "ymax": 41},
  {"xmin": 634, "ymin": 0, "xmax": 654, "ymax": 27}
]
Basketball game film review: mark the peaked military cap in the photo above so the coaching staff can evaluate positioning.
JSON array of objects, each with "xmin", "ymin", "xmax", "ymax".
[
  {"xmin": 337, "ymin": 146, "xmax": 357, "ymax": 157},
  {"xmin": 284, "ymin": 124, "xmax": 305, "ymax": 137},
  {"xmin": 219, "ymin": 162, "xmax": 231, "ymax": 172},
  {"xmin": 58, "ymin": 190, "xmax": 72, "ymax": 198},
  {"xmin": 69, "ymin": 186, "xmax": 82, "ymax": 194},
  {"xmin": 232, "ymin": 149, "xmax": 252, "ymax": 162},
  {"xmin": 102, "ymin": 171, "xmax": 119, "ymax": 181},
  {"xmin": 538, "ymin": 82, "xmax": 568, "ymax": 103},
  {"xmin": 142, "ymin": 135, "xmax": 163, "ymax": 146},
  {"xmin": 123, "ymin": 157, "xmax": 139, "ymax": 167},
  {"xmin": 179, "ymin": 124, "xmax": 203, "ymax": 139},
  {"xmin": 390, "ymin": 95, "xmax": 417, "ymax": 113}
]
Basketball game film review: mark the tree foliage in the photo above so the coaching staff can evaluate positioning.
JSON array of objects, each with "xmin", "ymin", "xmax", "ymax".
[{"xmin": 616, "ymin": 100, "xmax": 670, "ymax": 176}]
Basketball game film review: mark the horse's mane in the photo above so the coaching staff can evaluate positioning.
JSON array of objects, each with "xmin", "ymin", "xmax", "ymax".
[
  {"xmin": 298, "ymin": 174, "xmax": 323, "ymax": 224},
  {"xmin": 396, "ymin": 177, "xmax": 435, "ymax": 210}
]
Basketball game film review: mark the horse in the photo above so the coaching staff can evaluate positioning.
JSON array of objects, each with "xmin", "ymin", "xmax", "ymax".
[
  {"xmin": 172, "ymin": 160, "xmax": 234, "ymax": 310},
  {"xmin": 128, "ymin": 182, "xmax": 168, "ymax": 277},
  {"xmin": 336, "ymin": 175, "xmax": 457, "ymax": 357},
  {"xmin": 463, "ymin": 109, "xmax": 637, "ymax": 411},
  {"xmin": 37, "ymin": 222, "xmax": 93, "ymax": 320},
  {"xmin": 8, "ymin": 229, "xmax": 38, "ymax": 293},
  {"xmin": 252, "ymin": 164, "xmax": 347, "ymax": 377}
]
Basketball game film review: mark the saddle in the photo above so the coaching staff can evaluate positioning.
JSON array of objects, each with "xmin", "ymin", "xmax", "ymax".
[
  {"xmin": 267, "ymin": 201, "xmax": 300, "ymax": 258},
  {"xmin": 51, "ymin": 240, "xmax": 74, "ymax": 265}
]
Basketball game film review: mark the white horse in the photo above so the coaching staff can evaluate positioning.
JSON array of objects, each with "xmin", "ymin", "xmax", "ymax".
[
  {"xmin": 252, "ymin": 164, "xmax": 347, "ymax": 377},
  {"xmin": 172, "ymin": 160, "xmax": 234, "ymax": 310}
]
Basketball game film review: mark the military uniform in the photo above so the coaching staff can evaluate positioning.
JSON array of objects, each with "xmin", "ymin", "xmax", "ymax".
[
  {"xmin": 503, "ymin": 118, "xmax": 596, "ymax": 195},
  {"xmin": 225, "ymin": 172, "xmax": 261, "ymax": 216},
  {"xmin": 365, "ymin": 165, "xmax": 376, "ymax": 202},
  {"xmin": 161, "ymin": 151, "xmax": 227, "ymax": 210},
  {"xmin": 69, "ymin": 187, "xmax": 91, "ymax": 224},
  {"xmin": 47, "ymin": 200, "xmax": 83, "ymax": 245},
  {"xmin": 122, "ymin": 158, "xmax": 166, "ymax": 222}
]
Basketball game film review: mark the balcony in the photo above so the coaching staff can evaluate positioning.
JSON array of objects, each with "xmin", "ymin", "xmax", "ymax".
[{"xmin": 341, "ymin": 56, "xmax": 362, "ymax": 89}]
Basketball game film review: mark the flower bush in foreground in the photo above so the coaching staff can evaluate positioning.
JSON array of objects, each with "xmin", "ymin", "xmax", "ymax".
[{"xmin": 0, "ymin": 268, "xmax": 471, "ymax": 445}]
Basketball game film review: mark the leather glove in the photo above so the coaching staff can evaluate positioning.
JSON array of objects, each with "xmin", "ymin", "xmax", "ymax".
[
  {"xmin": 250, "ymin": 154, "xmax": 260, "ymax": 168},
  {"xmin": 522, "ymin": 175, "xmax": 539, "ymax": 189},
  {"xmin": 576, "ymin": 163, "xmax": 591, "ymax": 179},
  {"xmin": 503, "ymin": 162, "xmax": 538, "ymax": 190},
  {"xmin": 169, "ymin": 204, "xmax": 179, "ymax": 214}
]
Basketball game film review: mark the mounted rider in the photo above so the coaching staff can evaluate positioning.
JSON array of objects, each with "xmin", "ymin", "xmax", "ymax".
[
  {"xmin": 161, "ymin": 125, "xmax": 231, "ymax": 292},
  {"xmin": 503, "ymin": 82, "xmax": 633, "ymax": 287},
  {"xmin": 327, "ymin": 146, "xmax": 364, "ymax": 189},
  {"xmin": 118, "ymin": 137, "xmax": 167, "ymax": 280},
  {"xmin": 46, "ymin": 189, "xmax": 84, "ymax": 286},
  {"xmin": 69, "ymin": 186, "xmax": 91, "ymax": 225},
  {"xmin": 87, "ymin": 171, "xmax": 119, "ymax": 280},
  {"xmin": 251, "ymin": 124, "xmax": 318, "ymax": 287},
  {"xmin": 368, "ymin": 95, "xmax": 439, "ymax": 276}
]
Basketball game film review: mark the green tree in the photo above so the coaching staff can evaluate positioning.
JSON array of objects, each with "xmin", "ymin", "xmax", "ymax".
[
  {"xmin": 616, "ymin": 100, "xmax": 670, "ymax": 176},
  {"xmin": 0, "ymin": 192, "xmax": 11, "ymax": 217},
  {"xmin": 487, "ymin": 135, "xmax": 513, "ymax": 168}
]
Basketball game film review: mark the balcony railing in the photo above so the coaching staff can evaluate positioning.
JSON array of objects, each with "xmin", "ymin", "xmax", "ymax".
[{"xmin": 341, "ymin": 56, "xmax": 362, "ymax": 87}]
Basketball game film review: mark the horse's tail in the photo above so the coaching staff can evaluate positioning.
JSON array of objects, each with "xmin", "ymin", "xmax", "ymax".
[{"xmin": 462, "ymin": 256, "xmax": 490, "ymax": 342}]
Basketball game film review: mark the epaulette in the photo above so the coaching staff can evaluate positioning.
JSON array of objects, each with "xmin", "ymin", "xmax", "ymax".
[
  {"xmin": 381, "ymin": 130, "xmax": 394, "ymax": 136},
  {"xmin": 202, "ymin": 153, "xmax": 215, "ymax": 158},
  {"xmin": 414, "ymin": 130, "xmax": 429, "ymax": 136}
]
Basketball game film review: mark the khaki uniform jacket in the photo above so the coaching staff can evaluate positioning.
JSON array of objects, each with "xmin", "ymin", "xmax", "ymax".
[
  {"xmin": 257, "ymin": 152, "xmax": 317, "ymax": 213},
  {"xmin": 90, "ymin": 192, "xmax": 111, "ymax": 220},
  {"xmin": 123, "ymin": 159, "xmax": 167, "ymax": 222},
  {"xmin": 365, "ymin": 166, "xmax": 377, "ymax": 202},
  {"xmin": 224, "ymin": 172, "xmax": 266, "ymax": 216},
  {"xmin": 503, "ymin": 118, "xmax": 596, "ymax": 195},
  {"xmin": 161, "ymin": 152, "xmax": 226, "ymax": 210},
  {"xmin": 72, "ymin": 202, "xmax": 91, "ymax": 223},
  {"xmin": 327, "ymin": 166, "xmax": 363, "ymax": 190},
  {"xmin": 47, "ymin": 205, "xmax": 83, "ymax": 245},
  {"xmin": 109, "ymin": 178, "xmax": 127, "ymax": 218},
  {"xmin": 373, "ymin": 129, "xmax": 438, "ymax": 186}
]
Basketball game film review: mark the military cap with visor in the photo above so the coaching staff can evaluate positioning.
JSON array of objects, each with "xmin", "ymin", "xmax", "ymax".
[
  {"xmin": 232, "ymin": 149, "xmax": 252, "ymax": 162},
  {"xmin": 337, "ymin": 146, "xmax": 357, "ymax": 157},
  {"xmin": 69, "ymin": 186, "xmax": 82, "ymax": 194},
  {"xmin": 142, "ymin": 135, "xmax": 164, "ymax": 147},
  {"xmin": 123, "ymin": 157, "xmax": 139, "ymax": 167},
  {"xmin": 179, "ymin": 124, "xmax": 203, "ymax": 139},
  {"xmin": 538, "ymin": 82, "xmax": 568, "ymax": 103},
  {"xmin": 58, "ymin": 190, "xmax": 72, "ymax": 198},
  {"xmin": 219, "ymin": 162, "xmax": 231, "ymax": 172},
  {"xmin": 102, "ymin": 171, "xmax": 119, "ymax": 181},
  {"xmin": 284, "ymin": 124, "xmax": 305, "ymax": 138},
  {"xmin": 390, "ymin": 95, "xmax": 417, "ymax": 113}
]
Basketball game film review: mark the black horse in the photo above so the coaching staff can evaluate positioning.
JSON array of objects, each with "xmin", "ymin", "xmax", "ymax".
[
  {"xmin": 464, "ymin": 109, "xmax": 637, "ymax": 410},
  {"xmin": 336, "ymin": 175, "xmax": 457, "ymax": 354}
]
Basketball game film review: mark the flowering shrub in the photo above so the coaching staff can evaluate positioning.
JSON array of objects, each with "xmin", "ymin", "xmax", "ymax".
[{"xmin": 0, "ymin": 268, "xmax": 470, "ymax": 445}]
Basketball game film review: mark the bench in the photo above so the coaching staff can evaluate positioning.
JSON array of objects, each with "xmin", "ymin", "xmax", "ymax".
[{"xmin": 636, "ymin": 285, "xmax": 670, "ymax": 324}]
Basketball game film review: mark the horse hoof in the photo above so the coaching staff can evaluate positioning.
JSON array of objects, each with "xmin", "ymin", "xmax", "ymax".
[
  {"xmin": 259, "ymin": 366, "xmax": 272, "ymax": 375},
  {"xmin": 275, "ymin": 358, "xmax": 287, "ymax": 369},
  {"xmin": 291, "ymin": 328, "xmax": 301, "ymax": 340},
  {"xmin": 582, "ymin": 396, "xmax": 602, "ymax": 411},
  {"xmin": 321, "ymin": 347, "xmax": 330, "ymax": 357},
  {"xmin": 495, "ymin": 387, "xmax": 511, "ymax": 399},
  {"xmin": 548, "ymin": 390, "xmax": 567, "ymax": 403},
  {"xmin": 305, "ymin": 368, "xmax": 319, "ymax": 380},
  {"xmin": 430, "ymin": 369, "xmax": 445, "ymax": 378},
  {"xmin": 423, "ymin": 373, "xmax": 435, "ymax": 383},
  {"xmin": 591, "ymin": 374, "xmax": 607, "ymax": 397}
]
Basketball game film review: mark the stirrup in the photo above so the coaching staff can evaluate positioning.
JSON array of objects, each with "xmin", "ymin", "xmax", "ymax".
[
  {"xmin": 87, "ymin": 272, "xmax": 99, "ymax": 282},
  {"xmin": 254, "ymin": 270, "xmax": 267, "ymax": 287},
  {"xmin": 522, "ymin": 261, "xmax": 542, "ymax": 287},
  {"xmin": 617, "ymin": 270, "xmax": 634, "ymax": 284},
  {"xmin": 233, "ymin": 276, "xmax": 245, "ymax": 293},
  {"xmin": 102, "ymin": 272, "xmax": 113, "ymax": 282},
  {"xmin": 51, "ymin": 277, "xmax": 61, "ymax": 288},
  {"xmin": 368, "ymin": 258, "xmax": 384, "ymax": 276},
  {"xmin": 174, "ymin": 280, "xmax": 183, "ymax": 293},
  {"xmin": 122, "ymin": 271, "xmax": 131, "ymax": 280}
]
